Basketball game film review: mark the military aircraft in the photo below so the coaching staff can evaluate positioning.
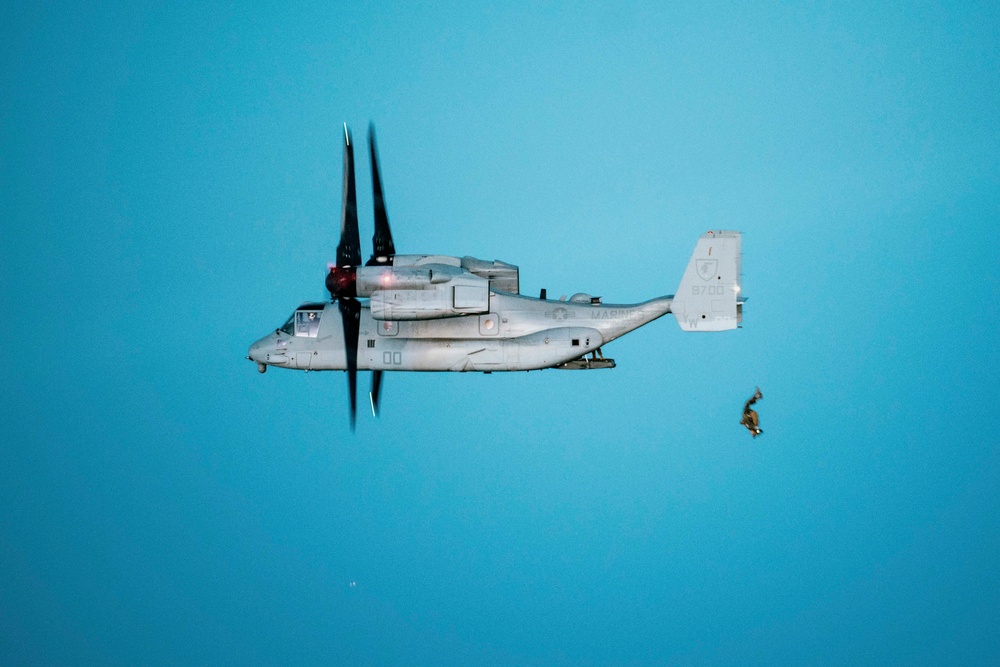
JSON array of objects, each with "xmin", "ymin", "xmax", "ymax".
[{"xmin": 248, "ymin": 124, "xmax": 744, "ymax": 427}]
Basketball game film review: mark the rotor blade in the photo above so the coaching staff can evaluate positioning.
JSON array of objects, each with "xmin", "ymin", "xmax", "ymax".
[
  {"xmin": 339, "ymin": 297, "xmax": 361, "ymax": 430},
  {"xmin": 368, "ymin": 123, "xmax": 395, "ymax": 263},
  {"xmin": 370, "ymin": 370, "xmax": 383, "ymax": 417},
  {"xmin": 337, "ymin": 124, "xmax": 361, "ymax": 268}
]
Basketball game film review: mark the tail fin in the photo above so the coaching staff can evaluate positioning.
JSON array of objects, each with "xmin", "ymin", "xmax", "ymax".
[{"xmin": 671, "ymin": 230, "xmax": 742, "ymax": 331}]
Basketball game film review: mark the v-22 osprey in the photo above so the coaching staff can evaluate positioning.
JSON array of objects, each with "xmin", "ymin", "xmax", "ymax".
[{"xmin": 248, "ymin": 124, "xmax": 745, "ymax": 427}]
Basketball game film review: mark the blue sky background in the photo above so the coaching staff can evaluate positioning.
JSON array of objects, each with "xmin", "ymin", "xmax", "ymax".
[{"xmin": 3, "ymin": 2, "xmax": 999, "ymax": 664}]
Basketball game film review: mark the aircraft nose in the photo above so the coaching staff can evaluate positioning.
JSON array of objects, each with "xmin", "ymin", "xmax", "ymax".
[{"xmin": 248, "ymin": 339, "xmax": 266, "ymax": 363}]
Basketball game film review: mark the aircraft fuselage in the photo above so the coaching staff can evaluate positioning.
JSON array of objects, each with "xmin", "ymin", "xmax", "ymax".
[{"xmin": 248, "ymin": 292, "xmax": 673, "ymax": 373}]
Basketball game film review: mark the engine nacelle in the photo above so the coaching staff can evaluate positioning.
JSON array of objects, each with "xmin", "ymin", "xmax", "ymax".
[
  {"xmin": 355, "ymin": 264, "xmax": 462, "ymax": 297},
  {"xmin": 354, "ymin": 255, "xmax": 520, "ymax": 297},
  {"xmin": 370, "ymin": 281, "xmax": 491, "ymax": 321}
]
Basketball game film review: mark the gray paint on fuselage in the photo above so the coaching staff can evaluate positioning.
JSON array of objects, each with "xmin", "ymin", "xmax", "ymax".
[{"xmin": 248, "ymin": 292, "xmax": 674, "ymax": 373}]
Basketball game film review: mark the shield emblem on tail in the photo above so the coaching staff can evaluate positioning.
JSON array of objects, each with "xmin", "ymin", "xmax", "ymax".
[{"xmin": 697, "ymin": 259, "xmax": 718, "ymax": 281}]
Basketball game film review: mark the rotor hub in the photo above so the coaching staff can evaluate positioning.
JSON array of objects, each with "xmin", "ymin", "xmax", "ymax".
[{"xmin": 326, "ymin": 266, "xmax": 357, "ymax": 298}]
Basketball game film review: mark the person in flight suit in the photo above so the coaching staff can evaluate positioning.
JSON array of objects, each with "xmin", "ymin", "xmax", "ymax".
[{"xmin": 741, "ymin": 387, "xmax": 763, "ymax": 437}]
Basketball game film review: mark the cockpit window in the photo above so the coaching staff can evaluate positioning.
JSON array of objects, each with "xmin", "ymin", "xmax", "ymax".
[
  {"xmin": 278, "ymin": 303, "xmax": 325, "ymax": 337},
  {"xmin": 295, "ymin": 309, "xmax": 322, "ymax": 337}
]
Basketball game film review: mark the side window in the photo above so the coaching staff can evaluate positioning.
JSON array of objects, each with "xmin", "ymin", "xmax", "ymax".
[{"xmin": 295, "ymin": 310, "xmax": 322, "ymax": 337}]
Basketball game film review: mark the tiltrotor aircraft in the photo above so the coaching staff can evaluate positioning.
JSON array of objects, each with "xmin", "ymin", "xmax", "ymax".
[{"xmin": 248, "ymin": 124, "xmax": 744, "ymax": 427}]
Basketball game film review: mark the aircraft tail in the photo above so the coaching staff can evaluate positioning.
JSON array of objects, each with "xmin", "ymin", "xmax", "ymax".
[{"xmin": 671, "ymin": 230, "xmax": 742, "ymax": 331}]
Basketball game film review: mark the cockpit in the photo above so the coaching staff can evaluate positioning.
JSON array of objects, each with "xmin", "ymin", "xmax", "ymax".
[{"xmin": 279, "ymin": 302, "xmax": 325, "ymax": 338}]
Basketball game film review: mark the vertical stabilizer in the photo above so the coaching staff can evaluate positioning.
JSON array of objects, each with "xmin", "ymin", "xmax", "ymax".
[{"xmin": 671, "ymin": 230, "xmax": 742, "ymax": 331}]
